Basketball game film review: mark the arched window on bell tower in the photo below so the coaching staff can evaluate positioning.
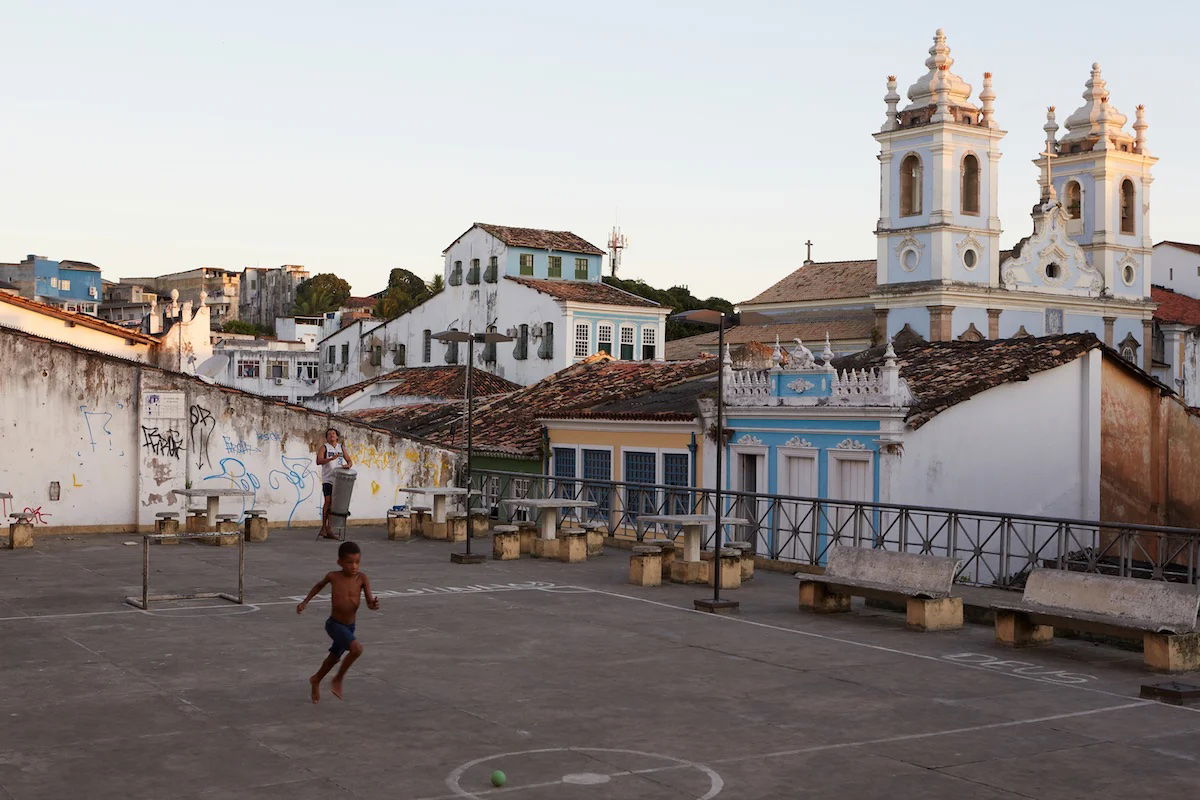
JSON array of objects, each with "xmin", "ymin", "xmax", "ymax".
[
  {"xmin": 900, "ymin": 154, "xmax": 922, "ymax": 216},
  {"xmin": 1065, "ymin": 181, "xmax": 1082, "ymax": 219},
  {"xmin": 1120, "ymin": 179, "xmax": 1136, "ymax": 234},
  {"xmin": 961, "ymin": 154, "xmax": 980, "ymax": 215}
]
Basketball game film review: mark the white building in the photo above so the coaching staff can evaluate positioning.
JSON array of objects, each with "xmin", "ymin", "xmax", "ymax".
[
  {"xmin": 1152, "ymin": 242, "xmax": 1200, "ymax": 297},
  {"xmin": 738, "ymin": 30, "xmax": 1159, "ymax": 376},
  {"xmin": 318, "ymin": 223, "xmax": 669, "ymax": 399},
  {"xmin": 203, "ymin": 336, "xmax": 322, "ymax": 404}
]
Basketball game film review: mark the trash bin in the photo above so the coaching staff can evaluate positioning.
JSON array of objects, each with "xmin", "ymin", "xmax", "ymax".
[{"xmin": 330, "ymin": 468, "xmax": 357, "ymax": 520}]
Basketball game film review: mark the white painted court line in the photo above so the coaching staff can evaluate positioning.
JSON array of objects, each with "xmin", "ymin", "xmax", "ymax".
[
  {"xmin": 574, "ymin": 586, "xmax": 1200, "ymax": 716},
  {"xmin": 412, "ymin": 702, "xmax": 1147, "ymax": 800}
]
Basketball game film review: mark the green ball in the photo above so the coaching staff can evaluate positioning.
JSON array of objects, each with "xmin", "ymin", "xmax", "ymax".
[{"xmin": 490, "ymin": 770, "xmax": 506, "ymax": 788}]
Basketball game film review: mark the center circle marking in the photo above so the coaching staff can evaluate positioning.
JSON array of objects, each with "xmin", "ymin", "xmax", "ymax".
[{"xmin": 562, "ymin": 772, "xmax": 611, "ymax": 785}]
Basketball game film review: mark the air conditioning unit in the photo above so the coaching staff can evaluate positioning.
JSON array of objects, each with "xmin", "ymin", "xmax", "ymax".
[
  {"xmin": 505, "ymin": 327, "xmax": 518, "ymax": 337},
  {"xmin": 274, "ymin": 378, "xmax": 284, "ymax": 385},
  {"xmin": 530, "ymin": 324, "xmax": 544, "ymax": 337},
  {"xmin": 88, "ymin": 286, "xmax": 98, "ymax": 298}
]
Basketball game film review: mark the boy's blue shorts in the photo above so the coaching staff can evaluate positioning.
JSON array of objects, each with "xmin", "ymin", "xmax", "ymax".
[{"xmin": 325, "ymin": 617, "xmax": 356, "ymax": 658}]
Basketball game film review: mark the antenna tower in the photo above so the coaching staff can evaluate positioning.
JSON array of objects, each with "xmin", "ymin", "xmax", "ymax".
[{"xmin": 607, "ymin": 226, "xmax": 628, "ymax": 277}]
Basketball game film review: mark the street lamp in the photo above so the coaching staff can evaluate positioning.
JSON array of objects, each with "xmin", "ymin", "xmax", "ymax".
[
  {"xmin": 433, "ymin": 325, "xmax": 514, "ymax": 564},
  {"xmin": 669, "ymin": 308, "xmax": 771, "ymax": 613}
]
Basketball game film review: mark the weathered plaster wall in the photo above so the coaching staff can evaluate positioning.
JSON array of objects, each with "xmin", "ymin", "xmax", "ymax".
[
  {"xmin": 0, "ymin": 328, "xmax": 458, "ymax": 533},
  {"xmin": 1100, "ymin": 357, "xmax": 1200, "ymax": 528}
]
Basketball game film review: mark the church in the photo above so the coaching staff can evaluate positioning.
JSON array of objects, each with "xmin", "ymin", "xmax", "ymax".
[{"xmin": 711, "ymin": 30, "xmax": 1159, "ymax": 373}]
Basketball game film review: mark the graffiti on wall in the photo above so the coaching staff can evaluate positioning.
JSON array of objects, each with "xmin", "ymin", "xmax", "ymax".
[
  {"xmin": 141, "ymin": 426, "xmax": 183, "ymax": 459},
  {"xmin": 80, "ymin": 406, "xmax": 114, "ymax": 453},
  {"xmin": 268, "ymin": 454, "xmax": 320, "ymax": 526},
  {"xmin": 22, "ymin": 506, "xmax": 52, "ymax": 525},
  {"xmin": 222, "ymin": 436, "xmax": 260, "ymax": 455},
  {"xmin": 203, "ymin": 457, "xmax": 260, "ymax": 519},
  {"xmin": 189, "ymin": 404, "xmax": 215, "ymax": 469}
]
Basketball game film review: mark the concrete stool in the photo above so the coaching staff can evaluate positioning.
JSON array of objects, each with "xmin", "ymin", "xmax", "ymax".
[
  {"xmin": 558, "ymin": 528, "xmax": 588, "ymax": 564},
  {"xmin": 386, "ymin": 509, "xmax": 412, "ymax": 541},
  {"xmin": 446, "ymin": 511, "xmax": 468, "ymax": 543},
  {"xmin": 582, "ymin": 521, "xmax": 607, "ymax": 556},
  {"xmin": 726, "ymin": 541, "xmax": 754, "ymax": 581},
  {"xmin": 647, "ymin": 538, "xmax": 677, "ymax": 580},
  {"xmin": 154, "ymin": 512, "xmax": 181, "ymax": 544},
  {"xmin": 531, "ymin": 536, "xmax": 559, "ymax": 559},
  {"xmin": 7, "ymin": 513, "xmax": 34, "ymax": 550},
  {"xmin": 707, "ymin": 548, "xmax": 742, "ymax": 590},
  {"xmin": 517, "ymin": 521, "xmax": 537, "ymax": 554},
  {"xmin": 209, "ymin": 514, "xmax": 240, "ymax": 546},
  {"xmin": 629, "ymin": 545, "xmax": 663, "ymax": 587},
  {"xmin": 470, "ymin": 511, "xmax": 490, "ymax": 538},
  {"xmin": 410, "ymin": 506, "xmax": 431, "ymax": 538},
  {"xmin": 492, "ymin": 524, "xmax": 520, "ymax": 560},
  {"xmin": 185, "ymin": 508, "xmax": 208, "ymax": 533},
  {"xmin": 243, "ymin": 509, "xmax": 269, "ymax": 543}
]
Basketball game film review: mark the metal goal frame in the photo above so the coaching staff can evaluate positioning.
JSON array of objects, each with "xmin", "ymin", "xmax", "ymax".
[{"xmin": 124, "ymin": 531, "xmax": 246, "ymax": 610}]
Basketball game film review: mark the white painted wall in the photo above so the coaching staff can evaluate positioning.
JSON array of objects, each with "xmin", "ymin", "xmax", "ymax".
[
  {"xmin": 0, "ymin": 327, "xmax": 458, "ymax": 533},
  {"xmin": 895, "ymin": 355, "xmax": 1098, "ymax": 518},
  {"xmin": 0, "ymin": 300, "xmax": 153, "ymax": 362},
  {"xmin": 1152, "ymin": 243, "xmax": 1200, "ymax": 297}
]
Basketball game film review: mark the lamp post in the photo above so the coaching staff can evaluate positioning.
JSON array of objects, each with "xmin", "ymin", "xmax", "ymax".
[
  {"xmin": 433, "ymin": 325, "xmax": 514, "ymax": 564},
  {"xmin": 670, "ymin": 308, "xmax": 770, "ymax": 613}
]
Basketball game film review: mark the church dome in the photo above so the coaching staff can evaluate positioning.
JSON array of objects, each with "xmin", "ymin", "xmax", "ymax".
[
  {"xmin": 903, "ymin": 29, "xmax": 978, "ymax": 113},
  {"xmin": 1061, "ymin": 63, "xmax": 1132, "ymax": 145}
]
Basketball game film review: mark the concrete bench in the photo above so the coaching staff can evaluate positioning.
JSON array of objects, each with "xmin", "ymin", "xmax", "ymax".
[
  {"xmin": 629, "ymin": 545, "xmax": 663, "ymax": 587},
  {"xmin": 185, "ymin": 508, "xmax": 208, "ymax": 533},
  {"xmin": 516, "ymin": 521, "xmax": 537, "ymax": 554},
  {"xmin": 7, "ymin": 513, "xmax": 34, "ymax": 549},
  {"xmin": 992, "ymin": 569, "xmax": 1200, "ymax": 672},
  {"xmin": 387, "ymin": 509, "xmax": 412, "ymax": 541},
  {"xmin": 492, "ymin": 524, "xmax": 520, "ymax": 560},
  {"xmin": 797, "ymin": 547, "xmax": 964, "ymax": 632},
  {"xmin": 469, "ymin": 511, "xmax": 490, "ymax": 539},
  {"xmin": 243, "ymin": 509, "xmax": 269, "ymax": 543},
  {"xmin": 154, "ymin": 512, "xmax": 180, "ymax": 519},
  {"xmin": 582, "ymin": 521, "xmax": 607, "ymax": 556}
]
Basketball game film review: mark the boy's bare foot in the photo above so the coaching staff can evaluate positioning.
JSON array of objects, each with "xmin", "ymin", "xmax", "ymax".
[
  {"xmin": 330, "ymin": 677, "xmax": 344, "ymax": 700},
  {"xmin": 309, "ymin": 675, "xmax": 321, "ymax": 704}
]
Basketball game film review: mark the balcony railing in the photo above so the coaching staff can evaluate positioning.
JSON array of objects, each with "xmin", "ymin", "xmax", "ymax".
[{"xmin": 472, "ymin": 469, "xmax": 1200, "ymax": 589}]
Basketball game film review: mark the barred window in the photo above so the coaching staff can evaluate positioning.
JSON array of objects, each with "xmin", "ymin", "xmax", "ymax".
[
  {"xmin": 237, "ymin": 360, "xmax": 261, "ymax": 378},
  {"xmin": 598, "ymin": 323, "xmax": 613, "ymax": 355},
  {"xmin": 619, "ymin": 326, "xmax": 635, "ymax": 360},
  {"xmin": 641, "ymin": 326, "xmax": 657, "ymax": 360},
  {"xmin": 574, "ymin": 323, "xmax": 590, "ymax": 358}
]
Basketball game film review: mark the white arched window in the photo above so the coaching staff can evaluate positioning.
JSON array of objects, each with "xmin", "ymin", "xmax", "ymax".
[
  {"xmin": 1120, "ymin": 179, "xmax": 1136, "ymax": 234},
  {"xmin": 961, "ymin": 154, "xmax": 980, "ymax": 215},
  {"xmin": 900, "ymin": 154, "xmax": 922, "ymax": 217},
  {"xmin": 1065, "ymin": 181, "xmax": 1082, "ymax": 220}
]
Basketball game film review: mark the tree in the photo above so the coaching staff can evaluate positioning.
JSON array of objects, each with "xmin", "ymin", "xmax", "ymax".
[
  {"xmin": 293, "ymin": 274, "xmax": 351, "ymax": 316},
  {"xmin": 220, "ymin": 319, "xmax": 272, "ymax": 336},
  {"xmin": 373, "ymin": 268, "xmax": 432, "ymax": 321},
  {"xmin": 427, "ymin": 273, "xmax": 444, "ymax": 295},
  {"xmin": 601, "ymin": 276, "xmax": 734, "ymax": 340}
]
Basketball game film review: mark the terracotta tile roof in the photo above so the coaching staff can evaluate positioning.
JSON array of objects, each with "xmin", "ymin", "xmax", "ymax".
[
  {"xmin": 542, "ymin": 374, "xmax": 716, "ymax": 422},
  {"xmin": 342, "ymin": 296, "xmax": 376, "ymax": 310},
  {"xmin": 323, "ymin": 366, "xmax": 521, "ymax": 402},
  {"xmin": 446, "ymin": 223, "xmax": 605, "ymax": 256},
  {"xmin": 348, "ymin": 355, "xmax": 716, "ymax": 457},
  {"xmin": 1152, "ymin": 285, "xmax": 1200, "ymax": 326},
  {"xmin": 1155, "ymin": 240, "xmax": 1200, "ymax": 256},
  {"xmin": 833, "ymin": 333, "xmax": 1105, "ymax": 429},
  {"xmin": 0, "ymin": 291, "xmax": 158, "ymax": 344},
  {"xmin": 740, "ymin": 260, "xmax": 877, "ymax": 306},
  {"xmin": 665, "ymin": 312, "xmax": 875, "ymax": 360},
  {"xmin": 506, "ymin": 276, "xmax": 661, "ymax": 308}
]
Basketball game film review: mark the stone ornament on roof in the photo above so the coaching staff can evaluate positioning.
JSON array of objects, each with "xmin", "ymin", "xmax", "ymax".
[
  {"xmin": 903, "ymin": 29, "xmax": 977, "ymax": 114},
  {"xmin": 1000, "ymin": 201, "xmax": 1101, "ymax": 294}
]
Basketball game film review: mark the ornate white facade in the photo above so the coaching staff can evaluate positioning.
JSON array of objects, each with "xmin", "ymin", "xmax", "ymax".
[{"xmin": 872, "ymin": 30, "xmax": 1157, "ymax": 369}]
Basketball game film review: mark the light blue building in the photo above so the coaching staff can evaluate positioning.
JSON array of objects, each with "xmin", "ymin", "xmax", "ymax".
[{"xmin": 0, "ymin": 254, "xmax": 102, "ymax": 314}]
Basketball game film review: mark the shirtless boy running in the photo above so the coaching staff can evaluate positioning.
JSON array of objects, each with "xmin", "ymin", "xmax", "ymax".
[{"xmin": 296, "ymin": 541, "xmax": 379, "ymax": 702}]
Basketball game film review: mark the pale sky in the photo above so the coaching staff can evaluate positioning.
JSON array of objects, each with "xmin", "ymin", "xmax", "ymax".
[{"xmin": 2, "ymin": 1, "xmax": 1192, "ymax": 302}]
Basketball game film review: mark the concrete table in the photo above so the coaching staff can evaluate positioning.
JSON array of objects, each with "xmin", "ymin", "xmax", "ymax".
[
  {"xmin": 399, "ymin": 487, "xmax": 473, "ymax": 525},
  {"xmin": 639, "ymin": 514, "xmax": 749, "ymax": 564},
  {"xmin": 173, "ymin": 488, "xmax": 256, "ymax": 528},
  {"xmin": 503, "ymin": 498, "xmax": 597, "ymax": 540}
]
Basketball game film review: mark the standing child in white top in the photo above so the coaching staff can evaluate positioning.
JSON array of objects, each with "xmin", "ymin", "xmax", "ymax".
[{"xmin": 316, "ymin": 427, "xmax": 353, "ymax": 540}]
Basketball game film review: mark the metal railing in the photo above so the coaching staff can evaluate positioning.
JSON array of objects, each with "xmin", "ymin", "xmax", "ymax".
[{"xmin": 472, "ymin": 469, "xmax": 1200, "ymax": 589}]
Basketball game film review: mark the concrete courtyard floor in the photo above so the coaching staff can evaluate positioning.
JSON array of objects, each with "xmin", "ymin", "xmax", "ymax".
[{"xmin": 1, "ymin": 529, "xmax": 1199, "ymax": 799}]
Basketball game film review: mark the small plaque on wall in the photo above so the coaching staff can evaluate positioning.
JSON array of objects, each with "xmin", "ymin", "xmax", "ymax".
[{"xmin": 144, "ymin": 391, "xmax": 186, "ymax": 419}]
